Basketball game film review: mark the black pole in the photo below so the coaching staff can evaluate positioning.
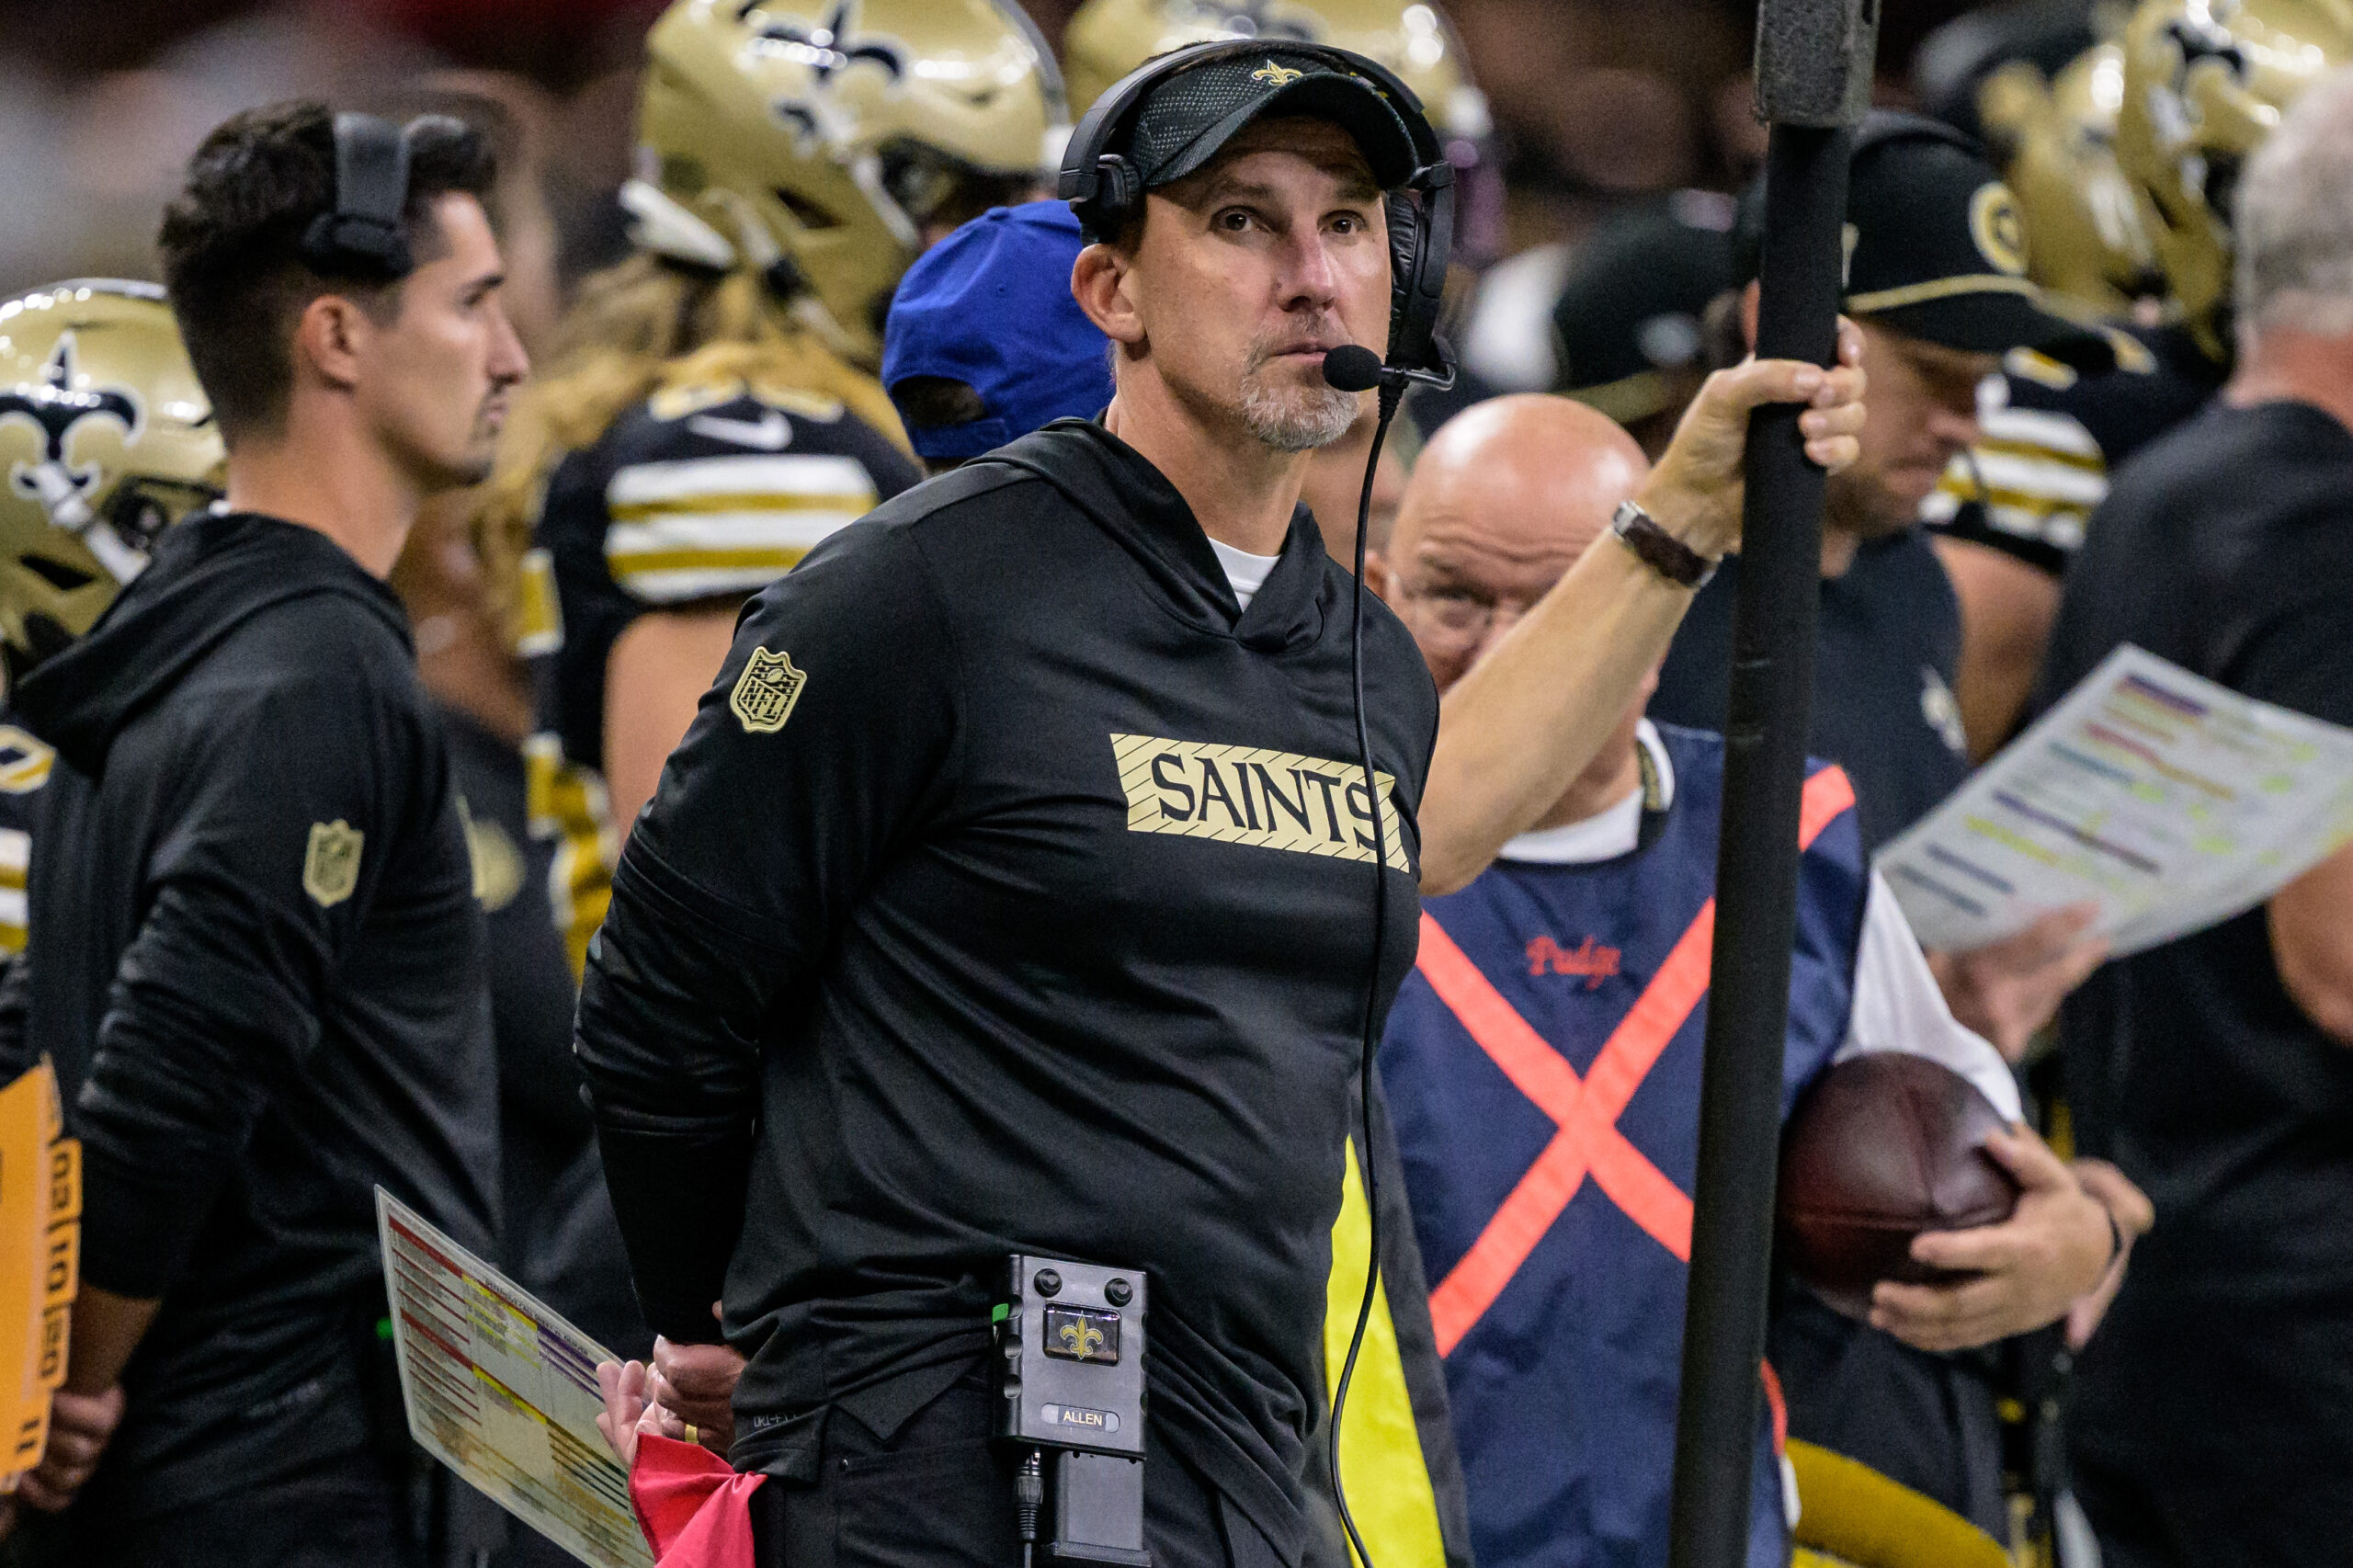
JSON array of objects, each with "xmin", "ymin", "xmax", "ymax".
[{"xmin": 1666, "ymin": 2, "xmax": 1873, "ymax": 1562}]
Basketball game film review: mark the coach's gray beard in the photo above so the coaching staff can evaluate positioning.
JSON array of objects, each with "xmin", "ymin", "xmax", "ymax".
[{"xmin": 1237, "ymin": 361, "xmax": 1358, "ymax": 452}]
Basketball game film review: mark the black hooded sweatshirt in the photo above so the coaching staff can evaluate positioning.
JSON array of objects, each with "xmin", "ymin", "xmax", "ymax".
[
  {"xmin": 575, "ymin": 422, "xmax": 1438, "ymax": 1563},
  {"xmin": 0, "ymin": 511, "xmax": 499, "ymax": 1520}
]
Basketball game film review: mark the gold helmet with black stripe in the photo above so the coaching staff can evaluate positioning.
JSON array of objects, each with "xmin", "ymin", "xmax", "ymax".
[
  {"xmin": 1061, "ymin": 0, "xmax": 1490, "ymax": 142},
  {"xmin": 2116, "ymin": 0, "xmax": 2351, "ymax": 359},
  {"xmin": 1978, "ymin": 42, "xmax": 2164, "ymax": 320},
  {"xmin": 0, "ymin": 280, "xmax": 223, "ymax": 681},
  {"xmin": 631, "ymin": 0, "xmax": 1068, "ymax": 370}
]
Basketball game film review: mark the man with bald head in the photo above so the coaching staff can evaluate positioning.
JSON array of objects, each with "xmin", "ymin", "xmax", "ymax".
[{"xmin": 1370, "ymin": 397, "xmax": 2125, "ymax": 1568}]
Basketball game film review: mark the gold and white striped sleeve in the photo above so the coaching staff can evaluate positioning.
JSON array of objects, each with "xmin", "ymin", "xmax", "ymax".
[
  {"xmin": 603, "ymin": 454, "xmax": 881, "ymax": 605},
  {"xmin": 1923, "ymin": 357, "xmax": 2109, "ymax": 559},
  {"xmin": 0, "ymin": 827, "xmax": 28, "ymax": 955}
]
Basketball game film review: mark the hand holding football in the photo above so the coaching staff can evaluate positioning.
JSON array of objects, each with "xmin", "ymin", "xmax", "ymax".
[{"xmin": 1777, "ymin": 1052, "xmax": 2021, "ymax": 1318}]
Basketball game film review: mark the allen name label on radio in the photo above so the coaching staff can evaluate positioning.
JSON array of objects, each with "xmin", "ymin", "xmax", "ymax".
[{"xmin": 1039, "ymin": 1403, "xmax": 1122, "ymax": 1434}]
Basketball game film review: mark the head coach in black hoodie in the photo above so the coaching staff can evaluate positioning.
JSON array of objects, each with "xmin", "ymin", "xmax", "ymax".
[
  {"xmin": 0, "ymin": 103, "xmax": 527, "ymax": 1565},
  {"xmin": 574, "ymin": 40, "xmax": 1864, "ymax": 1568}
]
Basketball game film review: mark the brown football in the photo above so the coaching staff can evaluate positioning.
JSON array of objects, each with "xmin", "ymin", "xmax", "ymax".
[{"xmin": 1778, "ymin": 1052, "xmax": 2021, "ymax": 1318}]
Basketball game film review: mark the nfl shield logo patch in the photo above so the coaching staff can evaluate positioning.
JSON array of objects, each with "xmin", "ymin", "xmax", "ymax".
[
  {"xmin": 303, "ymin": 819, "xmax": 364, "ymax": 907},
  {"xmin": 730, "ymin": 647, "xmax": 807, "ymax": 734}
]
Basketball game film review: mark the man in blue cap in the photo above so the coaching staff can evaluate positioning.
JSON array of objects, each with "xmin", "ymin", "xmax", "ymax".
[{"xmin": 883, "ymin": 200, "xmax": 1118, "ymax": 477}]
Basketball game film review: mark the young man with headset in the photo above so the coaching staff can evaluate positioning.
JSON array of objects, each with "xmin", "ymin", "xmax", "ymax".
[
  {"xmin": 0, "ymin": 104, "xmax": 525, "ymax": 1565},
  {"xmin": 577, "ymin": 40, "xmax": 1862, "ymax": 1568}
]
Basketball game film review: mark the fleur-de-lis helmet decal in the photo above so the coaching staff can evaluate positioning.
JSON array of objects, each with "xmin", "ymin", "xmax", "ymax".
[
  {"xmin": 1, "ymin": 334, "xmax": 141, "ymax": 520},
  {"xmin": 0, "ymin": 280, "xmax": 224, "ymax": 677},
  {"xmin": 631, "ymin": 0, "xmax": 1067, "ymax": 369},
  {"xmin": 738, "ymin": 0, "xmax": 906, "ymax": 85}
]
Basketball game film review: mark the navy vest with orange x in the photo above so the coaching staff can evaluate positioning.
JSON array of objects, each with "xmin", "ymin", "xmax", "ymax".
[{"xmin": 1380, "ymin": 722, "xmax": 1865, "ymax": 1568}]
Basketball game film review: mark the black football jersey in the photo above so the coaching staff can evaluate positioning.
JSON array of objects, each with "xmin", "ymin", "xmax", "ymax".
[
  {"xmin": 522, "ymin": 379, "xmax": 919, "ymax": 974},
  {"xmin": 1922, "ymin": 324, "xmax": 2222, "ymax": 576}
]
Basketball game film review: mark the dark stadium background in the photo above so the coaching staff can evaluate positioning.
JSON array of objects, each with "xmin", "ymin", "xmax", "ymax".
[{"xmin": 0, "ymin": 0, "xmax": 1995, "ymax": 299}]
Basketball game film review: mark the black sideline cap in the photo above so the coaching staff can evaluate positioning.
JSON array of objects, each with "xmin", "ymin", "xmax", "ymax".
[
  {"xmin": 1122, "ymin": 48, "xmax": 1422, "ymax": 195},
  {"xmin": 1735, "ymin": 111, "xmax": 2109, "ymax": 369}
]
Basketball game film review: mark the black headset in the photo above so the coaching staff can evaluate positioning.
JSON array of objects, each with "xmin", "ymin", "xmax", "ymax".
[
  {"xmin": 301, "ymin": 112, "xmax": 429, "ymax": 280},
  {"xmin": 1057, "ymin": 40, "xmax": 1457, "ymax": 387}
]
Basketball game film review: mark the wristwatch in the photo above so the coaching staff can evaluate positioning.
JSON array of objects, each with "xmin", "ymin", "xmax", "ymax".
[{"xmin": 1610, "ymin": 499, "xmax": 1719, "ymax": 590}]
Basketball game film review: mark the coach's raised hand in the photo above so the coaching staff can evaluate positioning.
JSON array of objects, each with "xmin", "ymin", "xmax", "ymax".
[{"xmin": 1632, "ymin": 315, "xmax": 1869, "ymax": 562}]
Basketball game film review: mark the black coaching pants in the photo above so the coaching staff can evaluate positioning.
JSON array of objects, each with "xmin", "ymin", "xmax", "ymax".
[
  {"xmin": 750, "ymin": 1377, "xmax": 1283, "ymax": 1568},
  {"xmin": 16, "ymin": 1446, "xmax": 411, "ymax": 1568}
]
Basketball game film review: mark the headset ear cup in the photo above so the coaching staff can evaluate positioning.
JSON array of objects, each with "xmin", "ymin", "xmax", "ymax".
[
  {"xmin": 1382, "ymin": 166, "xmax": 1455, "ymax": 380},
  {"xmin": 1384, "ymin": 194, "xmax": 1418, "ymax": 362},
  {"xmin": 1073, "ymin": 154, "xmax": 1142, "ymax": 244},
  {"xmin": 306, "ymin": 112, "xmax": 418, "ymax": 280},
  {"xmin": 1105, "ymin": 156, "xmax": 1140, "ymax": 231}
]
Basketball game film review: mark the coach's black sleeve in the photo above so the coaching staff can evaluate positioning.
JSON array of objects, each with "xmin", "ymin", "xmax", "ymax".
[
  {"xmin": 576, "ymin": 521, "xmax": 961, "ymax": 1341},
  {"xmin": 71, "ymin": 675, "xmax": 414, "ymax": 1299}
]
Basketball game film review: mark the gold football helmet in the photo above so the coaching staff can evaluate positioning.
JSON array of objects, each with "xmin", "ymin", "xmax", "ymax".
[
  {"xmin": 633, "ymin": 0, "xmax": 1066, "ymax": 369},
  {"xmin": 1979, "ymin": 44, "xmax": 2163, "ymax": 320},
  {"xmin": 1062, "ymin": 0, "xmax": 1488, "ymax": 139},
  {"xmin": 0, "ymin": 280, "xmax": 222, "ymax": 676},
  {"xmin": 2116, "ymin": 0, "xmax": 2352, "ymax": 358}
]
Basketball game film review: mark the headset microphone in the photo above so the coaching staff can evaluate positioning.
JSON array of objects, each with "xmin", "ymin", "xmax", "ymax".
[{"xmin": 1318, "ymin": 345, "xmax": 1386, "ymax": 394}]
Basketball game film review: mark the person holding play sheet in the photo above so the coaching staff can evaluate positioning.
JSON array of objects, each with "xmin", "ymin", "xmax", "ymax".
[
  {"xmin": 2039, "ymin": 67, "xmax": 2353, "ymax": 1568},
  {"xmin": 0, "ymin": 103, "xmax": 522, "ymax": 1566}
]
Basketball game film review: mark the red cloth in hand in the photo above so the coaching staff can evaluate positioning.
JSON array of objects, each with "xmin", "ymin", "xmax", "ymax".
[{"xmin": 630, "ymin": 1433, "xmax": 766, "ymax": 1568}]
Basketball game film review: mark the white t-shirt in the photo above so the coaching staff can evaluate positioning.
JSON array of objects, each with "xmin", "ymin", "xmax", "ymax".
[
  {"xmin": 1208, "ymin": 537, "xmax": 1280, "ymax": 611},
  {"xmin": 1499, "ymin": 720, "xmax": 1680, "ymax": 865},
  {"xmin": 1498, "ymin": 722, "xmax": 2020, "ymax": 1119}
]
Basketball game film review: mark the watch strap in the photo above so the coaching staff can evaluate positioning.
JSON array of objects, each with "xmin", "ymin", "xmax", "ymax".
[{"xmin": 1610, "ymin": 499, "xmax": 1718, "ymax": 589}]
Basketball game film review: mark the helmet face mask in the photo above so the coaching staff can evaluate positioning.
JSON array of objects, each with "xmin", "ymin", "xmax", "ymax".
[
  {"xmin": 104, "ymin": 475, "xmax": 222, "ymax": 557},
  {"xmin": 2116, "ymin": 0, "xmax": 2352, "ymax": 358},
  {"xmin": 0, "ymin": 281, "xmax": 224, "ymax": 684},
  {"xmin": 636, "ymin": 0, "xmax": 1067, "ymax": 369},
  {"xmin": 875, "ymin": 137, "xmax": 1042, "ymax": 241}
]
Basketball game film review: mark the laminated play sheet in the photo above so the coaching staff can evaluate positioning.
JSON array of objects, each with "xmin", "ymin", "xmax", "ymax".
[
  {"xmin": 376, "ymin": 1187, "xmax": 652, "ymax": 1568},
  {"xmin": 1881, "ymin": 643, "xmax": 2353, "ymax": 958}
]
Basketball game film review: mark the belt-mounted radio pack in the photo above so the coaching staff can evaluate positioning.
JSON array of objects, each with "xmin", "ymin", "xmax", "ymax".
[{"xmin": 995, "ymin": 1254, "xmax": 1149, "ymax": 1567}]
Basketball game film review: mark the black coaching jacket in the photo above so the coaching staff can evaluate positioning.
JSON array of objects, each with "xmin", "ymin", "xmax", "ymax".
[
  {"xmin": 0, "ymin": 512, "xmax": 500, "ymax": 1520},
  {"xmin": 576, "ymin": 420, "xmax": 1439, "ymax": 1563}
]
